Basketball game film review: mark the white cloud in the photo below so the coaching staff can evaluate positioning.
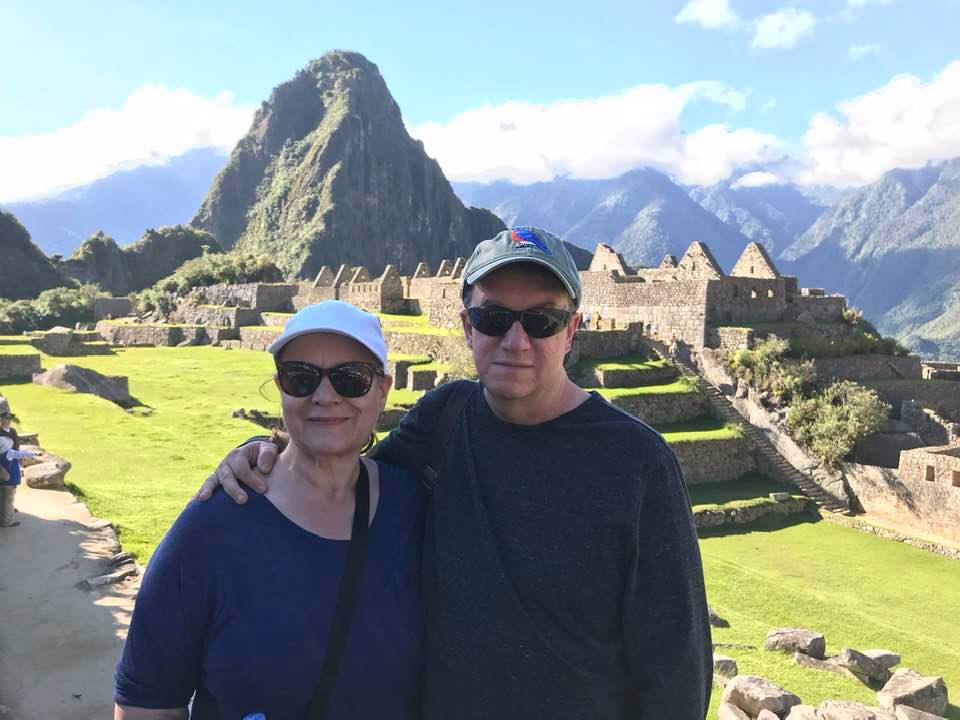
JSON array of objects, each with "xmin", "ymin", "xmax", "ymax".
[
  {"xmin": 847, "ymin": 0, "xmax": 893, "ymax": 6},
  {"xmin": 799, "ymin": 60, "xmax": 960, "ymax": 186},
  {"xmin": 732, "ymin": 171, "xmax": 783, "ymax": 188},
  {"xmin": 751, "ymin": 8, "xmax": 816, "ymax": 50},
  {"xmin": 411, "ymin": 82, "xmax": 781, "ymax": 186},
  {"xmin": 761, "ymin": 98, "xmax": 778, "ymax": 112},
  {"xmin": 675, "ymin": 0, "xmax": 740, "ymax": 29},
  {"xmin": 849, "ymin": 43, "xmax": 882, "ymax": 59},
  {"xmin": 0, "ymin": 84, "xmax": 254, "ymax": 203}
]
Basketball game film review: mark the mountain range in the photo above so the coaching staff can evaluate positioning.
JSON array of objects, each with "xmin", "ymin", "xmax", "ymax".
[{"xmin": 2, "ymin": 51, "xmax": 958, "ymax": 358}]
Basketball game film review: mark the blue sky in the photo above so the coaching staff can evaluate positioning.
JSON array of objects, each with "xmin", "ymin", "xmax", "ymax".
[{"xmin": 1, "ymin": 0, "xmax": 958, "ymax": 200}]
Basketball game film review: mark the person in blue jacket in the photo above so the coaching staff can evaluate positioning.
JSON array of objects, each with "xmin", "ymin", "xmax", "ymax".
[
  {"xmin": 0, "ymin": 413, "xmax": 37, "ymax": 528},
  {"xmin": 114, "ymin": 301, "xmax": 424, "ymax": 720}
]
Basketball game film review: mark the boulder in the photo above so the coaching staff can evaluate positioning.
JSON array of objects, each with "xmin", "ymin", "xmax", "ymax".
[
  {"xmin": 765, "ymin": 628, "xmax": 826, "ymax": 659},
  {"xmin": 794, "ymin": 652, "xmax": 862, "ymax": 682},
  {"xmin": 717, "ymin": 702, "xmax": 750, "ymax": 720},
  {"xmin": 877, "ymin": 669, "xmax": 948, "ymax": 716},
  {"xmin": 785, "ymin": 705, "xmax": 818, "ymax": 720},
  {"xmin": 894, "ymin": 706, "xmax": 946, "ymax": 720},
  {"xmin": 757, "ymin": 711, "xmax": 779, "ymax": 720},
  {"xmin": 22, "ymin": 460, "xmax": 71, "ymax": 490},
  {"xmin": 818, "ymin": 700, "xmax": 897, "ymax": 720},
  {"xmin": 721, "ymin": 675, "xmax": 802, "ymax": 717},
  {"xmin": 714, "ymin": 654, "xmax": 739, "ymax": 687},
  {"xmin": 710, "ymin": 606, "xmax": 730, "ymax": 628},
  {"xmin": 837, "ymin": 647, "xmax": 892, "ymax": 684},
  {"xmin": 33, "ymin": 364, "xmax": 140, "ymax": 408},
  {"xmin": 863, "ymin": 650, "xmax": 901, "ymax": 671}
]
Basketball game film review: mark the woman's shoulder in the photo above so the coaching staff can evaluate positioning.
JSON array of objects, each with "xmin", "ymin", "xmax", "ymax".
[
  {"xmin": 372, "ymin": 460, "xmax": 423, "ymax": 504},
  {"xmin": 165, "ymin": 484, "xmax": 268, "ymax": 550}
]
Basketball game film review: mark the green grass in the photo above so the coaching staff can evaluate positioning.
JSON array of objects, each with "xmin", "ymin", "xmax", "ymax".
[
  {"xmin": 0, "ymin": 346, "xmax": 42, "ymax": 356},
  {"xmin": 594, "ymin": 356, "xmax": 669, "ymax": 371},
  {"xmin": 0, "ymin": 335, "xmax": 32, "ymax": 344},
  {"xmin": 703, "ymin": 516, "xmax": 960, "ymax": 719},
  {"xmin": 384, "ymin": 324, "xmax": 461, "ymax": 337},
  {"xmin": 657, "ymin": 417, "xmax": 743, "ymax": 443},
  {"xmin": 387, "ymin": 388, "xmax": 424, "ymax": 406},
  {"xmin": 4, "ymin": 346, "xmax": 958, "ymax": 718},
  {"xmin": 687, "ymin": 471, "xmax": 786, "ymax": 511},
  {"xmin": 411, "ymin": 362, "xmax": 450, "ymax": 372},
  {"xmin": 376, "ymin": 311, "xmax": 428, "ymax": 325},
  {"xmin": 387, "ymin": 352, "xmax": 432, "ymax": 364},
  {"xmin": 593, "ymin": 377, "xmax": 699, "ymax": 397}
]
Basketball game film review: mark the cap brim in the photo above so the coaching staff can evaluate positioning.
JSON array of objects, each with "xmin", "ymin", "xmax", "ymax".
[
  {"xmin": 268, "ymin": 327, "xmax": 385, "ymax": 368},
  {"xmin": 464, "ymin": 255, "xmax": 579, "ymax": 306}
]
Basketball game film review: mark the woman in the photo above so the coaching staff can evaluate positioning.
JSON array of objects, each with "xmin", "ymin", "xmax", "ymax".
[{"xmin": 114, "ymin": 301, "xmax": 424, "ymax": 719}]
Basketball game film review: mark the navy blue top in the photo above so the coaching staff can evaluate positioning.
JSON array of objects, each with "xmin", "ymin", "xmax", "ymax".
[{"xmin": 115, "ymin": 461, "xmax": 424, "ymax": 720}]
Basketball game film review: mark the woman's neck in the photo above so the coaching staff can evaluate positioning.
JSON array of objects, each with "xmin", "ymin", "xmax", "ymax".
[{"xmin": 276, "ymin": 443, "xmax": 360, "ymax": 502}]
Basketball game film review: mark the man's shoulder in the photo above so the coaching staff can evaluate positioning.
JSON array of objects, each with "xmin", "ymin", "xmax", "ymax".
[{"xmin": 581, "ymin": 393, "xmax": 672, "ymax": 450}]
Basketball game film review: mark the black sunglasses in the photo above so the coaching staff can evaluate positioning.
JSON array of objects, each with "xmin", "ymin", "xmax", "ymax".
[
  {"xmin": 466, "ymin": 305, "xmax": 572, "ymax": 338},
  {"xmin": 275, "ymin": 361, "xmax": 382, "ymax": 398}
]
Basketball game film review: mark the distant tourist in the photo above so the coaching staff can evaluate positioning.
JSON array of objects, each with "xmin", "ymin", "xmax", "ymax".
[
  {"xmin": 0, "ymin": 411, "xmax": 37, "ymax": 529},
  {"xmin": 115, "ymin": 301, "xmax": 424, "ymax": 719},
  {"xmin": 201, "ymin": 227, "xmax": 712, "ymax": 719},
  {"xmin": 583, "ymin": 309, "xmax": 593, "ymax": 329}
]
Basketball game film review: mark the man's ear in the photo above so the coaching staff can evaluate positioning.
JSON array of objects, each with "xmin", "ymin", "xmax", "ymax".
[{"xmin": 460, "ymin": 307, "xmax": 474, "ymax": 349}]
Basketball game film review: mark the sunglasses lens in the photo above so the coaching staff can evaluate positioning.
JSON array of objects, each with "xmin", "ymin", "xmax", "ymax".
[
  {"xmin": 468, "ymin": 307, "xmax": 515, "ymax": 336},
  {"xmin": 520, "ymin": 311, "xmax": 563, "ymax": 338},
  {"xmin": 328, "ymin": 365, "xmax": 374, "ymax": 398},
  {"xmin": 278, "ymin": 367, "xmax": 322, "ymax": 397}
]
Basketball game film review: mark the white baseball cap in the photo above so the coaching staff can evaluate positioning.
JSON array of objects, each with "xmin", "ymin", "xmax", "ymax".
[{"xmin": 267, "ymin": 300, "xmax": 388, "ymax": 370}]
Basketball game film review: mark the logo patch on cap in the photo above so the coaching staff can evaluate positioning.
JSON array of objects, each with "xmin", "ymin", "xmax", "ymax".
[{"xmin": 510, "ymin": 228, "xmax": 551, "ymax": 255}]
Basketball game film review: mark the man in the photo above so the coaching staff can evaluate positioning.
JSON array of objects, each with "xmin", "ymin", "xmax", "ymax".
[{"xmin": 200, "ymin": 227, "xmax": 712, "ymax": 718}]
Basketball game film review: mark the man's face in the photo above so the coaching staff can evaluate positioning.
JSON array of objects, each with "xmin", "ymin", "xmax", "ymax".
[
  {"xmin": 461, "ymin": 265, "xmax": 579, "ymax": 405},
  {"xmin": 0, "ymin": 416, "xmax": 10, "ymax": 429}
]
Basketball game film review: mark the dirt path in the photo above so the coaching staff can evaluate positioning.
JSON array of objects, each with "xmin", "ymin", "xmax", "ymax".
[{"xmin": 0, "ymin": 484, "xmax": 140, "ymax": 719}]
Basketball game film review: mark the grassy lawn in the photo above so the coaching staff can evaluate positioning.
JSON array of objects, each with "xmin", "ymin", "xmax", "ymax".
[
  {"xmin": 387, "ymin": 352, "xmax": 432, "ymax": 364},
  {"xmin": 592, "ymin": 356, "xmax": 669, "ymax": 371},
  {"xmin": 593, "ymin": 377, "xmax": 699, "ymax": 397},
  {"xmin": 3, "ymin": 346, "xmax": 957, "ymax": 718},
  {"xmin": 657, "ymin": 416, "xmax": 742, "ymax": 443},
  {"xmin": 688, "ymin": 471, "xmax": 787, "ymax": 510},
  {"xmin": 703, "ymin": 516, "xmax": 960, "ymax": 719},
  {"xmin": 0, "ymin": 346, "xmax": 42, "ymax": 355},
  {"xmin": 0, "ymin": 335, "xmax": 33, "ymax": 344}
]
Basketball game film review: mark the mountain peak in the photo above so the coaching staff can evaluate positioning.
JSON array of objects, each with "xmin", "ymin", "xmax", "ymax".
[{"xmin": 193, "ymin": 51, "xmax": 502, "ymax": 277}]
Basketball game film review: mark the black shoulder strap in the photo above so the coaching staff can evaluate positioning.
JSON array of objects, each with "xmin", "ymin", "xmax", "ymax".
[
  {"xmin": 306, "ymin": 461, "xmax": 370, "ymax": 719},
  {"xmin": 422, "ymin": 380, "xmax": 477, "ymax": 491}
]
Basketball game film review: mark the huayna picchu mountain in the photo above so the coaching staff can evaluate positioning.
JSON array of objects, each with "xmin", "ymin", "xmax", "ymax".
[
  {"xmin": 0, "ymin": 210, "xmax": 63, "ymax": 299},
  {"xmin": 192, "ymin": 51, "xmax": 504, "ymax": 279}
]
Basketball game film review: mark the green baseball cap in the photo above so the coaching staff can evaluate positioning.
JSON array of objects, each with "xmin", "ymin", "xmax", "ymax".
[{"xmin": 462, "ymin": 226, "xmax": 582, "ymax": 308}]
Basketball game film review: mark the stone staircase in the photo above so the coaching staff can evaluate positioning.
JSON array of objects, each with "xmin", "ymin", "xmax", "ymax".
[{"xmin": 657, "ymin": 341, "xmax": 849, "ymax": 514}]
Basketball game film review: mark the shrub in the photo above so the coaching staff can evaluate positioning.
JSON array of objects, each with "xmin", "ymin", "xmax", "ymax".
[
  {"xmin": 787, "ymin": 326, "xmax": 908, "ymax": 358},
  {"xmin": 786, "ymin": 381, "xmax": 889, "ymax": 467},
  {"xmin": 726, "ymin": 337, "xmax": 812, "ymax": 405},
  {"xmin": 0, "ymin": 284, "xmax": 105, "ymax": 334},
  {"xmin": 134, "ymin": 252, "xmax": 284, "ymax": 313}
]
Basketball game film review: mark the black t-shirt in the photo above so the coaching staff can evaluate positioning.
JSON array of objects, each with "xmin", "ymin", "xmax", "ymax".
[{"xmin": 375, "ymin": 381, "xmax": 712, "ymax": 720}]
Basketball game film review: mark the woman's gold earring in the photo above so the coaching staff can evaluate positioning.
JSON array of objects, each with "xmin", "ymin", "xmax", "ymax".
[{"xmin": 361, "ymin": 432, "xmax": 377, "ymax": 455}]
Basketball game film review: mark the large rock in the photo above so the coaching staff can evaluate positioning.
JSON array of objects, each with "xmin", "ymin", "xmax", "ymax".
[
  {"xmin": 757, "ymin": 710, "xmax": 779, "ymax": 720},
  {"xmin": 863, "ymin": 650, "xmax": 902, "ymax": 671},
  {"xmin": 710, "ymin": 606, "xmax": 731, "ymax": 628},
  {"xmin": 22, "ymin": 456, "xmax": 71, "ymax": 490},
  {"xmin": 894, "ymin": 706, "xmax": 947, "ymax": 720},
  {"xmin": 817, "ymin": 700, "xmax": 897, "ymax": 719},
  {"xmin": 837, "ymin": 647, "xmax": 892, "ymax": 684},
  {"xmin": 721, "ymin": 675, "xmax": 802, "ymax": 717},
  {"xmin": 714, "ymin": 654, "xmax": 739, "ymax": 687},
  {"xmin": 794, "ymin": 651, "xmax": 862, "ymax": 682},
  {"xmin": 877, "ymin": 669, "xmax": 949, "ymax": 716},
  {"xmin": 717, "ymin": 702, "xmax": 750, "ymax": 720},
  {"xmin": 33, "ymin": 364, "xmax": 140, "ymax": 408},
  {"xmin": 785, "ymin": 705, "xmax": 818, "ymax": 719},
  {"xmin": 765, "ymin": 628, "xmax": 827, "ymax": 659}
]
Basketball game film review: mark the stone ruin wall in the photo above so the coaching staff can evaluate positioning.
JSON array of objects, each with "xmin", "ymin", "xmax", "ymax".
[
  {"xmin": 93, "ymin": 297, "xmax": 133, "ymax": 321},
  {"xmin": 811, "ymin": 355, "xmax": 923, "ymax": 385},
  {"xmin": 844, "ymin": 451, "xmax": 960, "ymax": 544},
  {"xmin": 0, "ymin": 353, "xmax": 42, "ymax": 381},
  {"xmin": 190, "ymin": 283, "xmax": 299, "ymax": 312},
  {"xmin": 579, "ymin": 272, "xmax": 711, "ymax": 346}
]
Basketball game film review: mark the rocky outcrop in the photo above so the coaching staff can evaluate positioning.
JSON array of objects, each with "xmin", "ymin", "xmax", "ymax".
[
  {"xmin": 817, "ymin": 700, "xmax": 896, "ymax": 719},
  {"xmin": 0, "ymin": 210, "xmax": 63, "ymax": 299},
  {"xmin": 192, "ymin": 51, "xmax": 505, "ymax": 279},
  {"xmin": 721, "ymin": 675, "xmax": 802, "ymax": 717},
  {"xmin": 20, "ymin": 446, "xmax": 71, "ymax": 490},
  {"xmin": 33, "ymin": 364, "xmax": 140, "ymax": 408}
]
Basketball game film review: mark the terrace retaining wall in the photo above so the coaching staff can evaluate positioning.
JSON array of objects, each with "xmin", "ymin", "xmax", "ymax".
[
  {"xmin": 0, "ymin": 353, "xmax": 42, "ymax": 381},
  {"xmin": 812, "ymin": 355, "xmax": 922, "ymax": 384},
  {"xmin": 605, "ymin": 391, "xmax": 710, "ymax": 426},
  {"xmin": 672, "ymin": 437, "xmax": 756, "ymax": 484}
]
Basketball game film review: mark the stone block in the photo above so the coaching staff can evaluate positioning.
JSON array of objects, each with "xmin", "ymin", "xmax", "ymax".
[
  {"xmin": 764, "ymin": 628, "xmax": 826, "ymax": 659},
  {"xmin": 894, "ymin": 706, "xmax": 947, "ymax": 720},
  {"xmin": 863, "ymin": 650, "xmax": 901, "ymax": 670},
  {"xmin": 785, "ymin": 705, "xmax": 818, "ymax": 720},
  {"xmin": 817, "ymin": 700, "xmax": 897, "ymax": 719},
  {"xmin": 717, "ymin": 701, "xmax": 750, "ymax": 720},
  {"xmin": 409, "ymin": 368, "xmax": 438, "ymax": 391},
  {"xmin": 720, "ymin": 675, "xmax": 801, "ymax": 717},
  {"xmin": 877, "ymin": 669, "xmax": 949, "ymax": 717},
  {"xmin": 713, "ymin": 654, "xmax": 738, "ymax": 687},
  {"xmin": 837, "ymin": 647, "xmax": 892, "ymax": 684},
  {"xmin": 23, "ymin": 460, "xmax": 70, "ymax": 490}
]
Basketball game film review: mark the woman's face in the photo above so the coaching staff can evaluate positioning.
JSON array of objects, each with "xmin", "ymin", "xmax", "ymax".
[{"xmin": 276, "ymin": 332, "xmax": 392, "ymax": 460}]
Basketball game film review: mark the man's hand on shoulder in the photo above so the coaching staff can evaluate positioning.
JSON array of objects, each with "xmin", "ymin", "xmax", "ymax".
[{"xmin": 193, "ymin": 440, "xmax": 279, "ymax": 504}]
